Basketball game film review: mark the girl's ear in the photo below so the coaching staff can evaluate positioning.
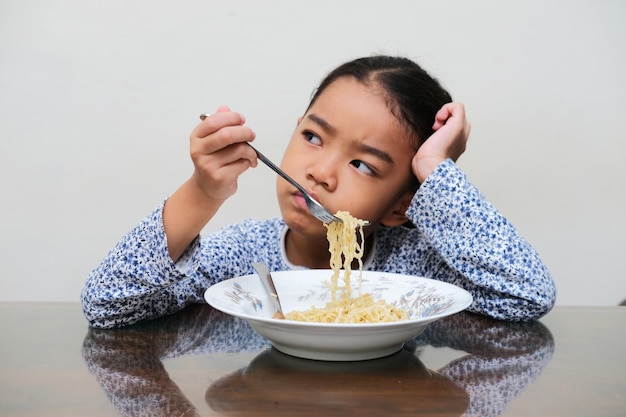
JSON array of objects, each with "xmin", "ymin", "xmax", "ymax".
[{"xmin": 380, "ymin": 191, "xmax": 414, "ymax": 227}]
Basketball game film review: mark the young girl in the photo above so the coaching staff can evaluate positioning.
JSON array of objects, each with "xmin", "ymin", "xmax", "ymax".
[{"xmin": 82, "ymin": 55, "xmax": 556, "ymax": 328}]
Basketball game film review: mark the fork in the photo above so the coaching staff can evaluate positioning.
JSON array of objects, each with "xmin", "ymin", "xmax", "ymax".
[{"xmin": 199, "ymin": 113, "xmax": 343, "ymax": 224}]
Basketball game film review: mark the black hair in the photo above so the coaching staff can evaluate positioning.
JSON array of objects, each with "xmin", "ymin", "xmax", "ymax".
[{"xmin": 307, "ymin": 55, "xmax": 452, "ymax": 150}]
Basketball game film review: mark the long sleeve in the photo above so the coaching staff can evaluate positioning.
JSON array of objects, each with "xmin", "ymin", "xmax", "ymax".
[
  {"xmin": 371, "ymin": 159, "xmax": 556, "ymax": 320},
  {"xmin": 83, "ymin": 159, "xmax": 556, "ymax": 328},
  {"xmin": 81, "ymin": 202, "xmax": 289, "ymax": 328},
  {"xmin": 81, "ymin": 203, "xmax": 202, "ymax": 328}
]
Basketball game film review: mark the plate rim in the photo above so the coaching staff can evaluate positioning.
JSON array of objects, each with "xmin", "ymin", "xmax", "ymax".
[{"xmin": 204, "ymin": 269, "xmax": 473, "ymax": 329}]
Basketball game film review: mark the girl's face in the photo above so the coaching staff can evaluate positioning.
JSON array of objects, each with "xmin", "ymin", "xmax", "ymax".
[{"xmin": 277, "ymin": 77, "xmax": 416, "ymax": 237}]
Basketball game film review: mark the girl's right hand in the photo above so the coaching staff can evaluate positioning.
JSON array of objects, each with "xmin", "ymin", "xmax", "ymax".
[
  {"xmin": 189, "ymin": 105, "xmax": 258, "ymax": 202},
  {"xmin": 162, "ymin": 106, "xmax": 257, "ymax": 261}
]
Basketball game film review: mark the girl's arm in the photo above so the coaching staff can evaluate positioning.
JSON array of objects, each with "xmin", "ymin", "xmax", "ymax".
[
  {"xmin": 409, "ymin": 159, "xmax": 556, "ymax": 320},
  {"xmin": 407, "ymin": 103, "xmax": 555, "ymax": 320},
  {"xmin": 164, "ymin": 106, "xmax": 257, "ymax": 261},
  {"xmin": 82, "ymin": 107, "xmax": 258, "ymax": 327},
  {"xmin": 81, "ymin": 203, "xmax": 203, "ymax": 328}
]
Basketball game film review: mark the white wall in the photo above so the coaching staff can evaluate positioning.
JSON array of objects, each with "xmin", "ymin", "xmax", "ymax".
[{"xmin": 1, "ymin": 0, "xmax": 625, "ymax": 305}]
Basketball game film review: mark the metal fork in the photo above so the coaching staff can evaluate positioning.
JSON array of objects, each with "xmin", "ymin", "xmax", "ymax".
[{"xmin": 199, "ymin": 113, "xmax": 342, "ymax": 224}]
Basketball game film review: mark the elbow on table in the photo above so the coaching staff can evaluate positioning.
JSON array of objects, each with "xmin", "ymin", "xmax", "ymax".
[
  {"xmin": 474, "ymin": 286, "xmax": 556, "ymax": 322},
  {"xmin": 523, "ymin": 276, "xmax": 558, "ymax": 320},
  {"xmin": 493, "ymin": 269, "xmax": 557, "ymax": 321},
  {"xmin": 517, "ymin": 293, "xmax": 556, "ymax": 321},
  {"xmin": 81, "ymin": 294, "xmax": 120, "ymax": 329},
  {"xmin": 80, "ymin": 286, "xmax": 139, "ymax": 329},
  {"xmin": 80, "ymin": 279, "xmax": 188, "ymax": 328},
  {"xmin": 81, "ymin": 302, "xmax": 145, "ymax": 329}
]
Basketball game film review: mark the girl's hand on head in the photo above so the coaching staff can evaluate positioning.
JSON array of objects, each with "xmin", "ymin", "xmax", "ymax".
[
  {"xmin": 189, "ymin": 105, "xmax": 257, "ymax": 201},
  {"xmin": 412, "ymin": 102, "xmax": 471, "ymax": 183}
]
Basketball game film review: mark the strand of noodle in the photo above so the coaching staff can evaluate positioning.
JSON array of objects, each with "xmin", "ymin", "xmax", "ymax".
[
  {"xmin": 285, "ymin": 294, "xmax": 408, "ymax": 323},
  {"xmin": 326, "ymin": 211, "xmax": 365, "ymax": 300},
  {"xmin": 325, "ymin": 220, "xmax": 343, "ymax": 300},
  {"xmin": 284, "ymin": 211, "xmax": 409, "ymax": 324}
]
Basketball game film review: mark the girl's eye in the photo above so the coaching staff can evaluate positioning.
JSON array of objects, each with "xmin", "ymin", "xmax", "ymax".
[
  {"xmin": 350, "ymin": 160, "xmax": 375, "ymax": 175},
  {"xmin": 304, "ymin": 131, "xmax": 322, "ymax": 145}
]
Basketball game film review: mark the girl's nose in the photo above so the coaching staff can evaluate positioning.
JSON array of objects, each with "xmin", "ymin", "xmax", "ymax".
[{"xmin": 306, "ymin": 157, "xmax": 338, "ymax": 191}]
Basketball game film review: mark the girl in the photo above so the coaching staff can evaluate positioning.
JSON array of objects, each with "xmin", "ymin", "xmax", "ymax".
[{"xmin": 82, "ymin": 55, "xmax": 556, "ymax": 328}]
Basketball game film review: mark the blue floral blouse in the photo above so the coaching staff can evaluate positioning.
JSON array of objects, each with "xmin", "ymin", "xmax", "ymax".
[{"xmin": 81, "ymin": 159, "xmax": 556, "ymax": 328}]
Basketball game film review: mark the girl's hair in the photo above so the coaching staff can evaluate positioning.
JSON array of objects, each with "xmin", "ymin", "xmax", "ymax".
[{"xmin": 307, "ymin": 55, "xmax": 452, "ymax": 151}]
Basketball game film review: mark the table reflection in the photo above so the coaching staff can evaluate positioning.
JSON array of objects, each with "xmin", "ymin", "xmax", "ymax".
[
  {"xmin": 82, "ymin": 305, "xmax": 554, "ymax": 417},
  {"xmin": 207, "ymin": 347, "xmax": 468, "ymax": 416}
]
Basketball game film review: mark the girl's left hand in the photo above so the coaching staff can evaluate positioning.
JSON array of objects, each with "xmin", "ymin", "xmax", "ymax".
[{"xmin": 412, "ymin": 102, "xmax": 471, "ymax": 183}]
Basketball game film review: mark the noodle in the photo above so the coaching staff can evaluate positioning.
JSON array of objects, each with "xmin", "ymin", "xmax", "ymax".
[
  {"xmin": 285, "ymin": 211, "xmax": 409, "ymax": 323},
  {"xmin": 285, "ymin": 293, "xmax": 408, "ymax": 323},
  {"xmin": 326, "ymin": 211, "xmax": 365, "ymax": 299}
]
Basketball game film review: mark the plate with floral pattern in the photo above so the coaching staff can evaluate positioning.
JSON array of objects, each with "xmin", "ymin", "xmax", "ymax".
[{"xmin": 205, "ymin": 269, "xmax": 472, "ymax": 361}]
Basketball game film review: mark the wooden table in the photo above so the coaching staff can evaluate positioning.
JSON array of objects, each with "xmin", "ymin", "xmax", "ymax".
[{"xmin": 0, "ymin": 303, "xmax": 624, "ymax": 416}]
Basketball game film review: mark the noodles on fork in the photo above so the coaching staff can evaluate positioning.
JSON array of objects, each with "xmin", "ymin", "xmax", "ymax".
[{"xmin": 285, "ymin": 211, "xmax": 408, "ymax": 323}]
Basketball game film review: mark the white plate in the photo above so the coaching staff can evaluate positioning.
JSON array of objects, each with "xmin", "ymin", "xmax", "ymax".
[{"xmin": 204, "ymin": 269, "xmax": 472, "ymax": 361}]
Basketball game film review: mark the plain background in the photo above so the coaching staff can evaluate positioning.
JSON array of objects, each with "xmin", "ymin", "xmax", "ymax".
[{"xmin": 1, "ymin": 0, "xmax": 624, "ymax": 305}]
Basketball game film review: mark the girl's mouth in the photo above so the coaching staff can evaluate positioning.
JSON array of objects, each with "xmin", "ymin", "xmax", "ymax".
[{"xmin": 292, "ymin": 191, "xmax": 309, "ymax": 210}]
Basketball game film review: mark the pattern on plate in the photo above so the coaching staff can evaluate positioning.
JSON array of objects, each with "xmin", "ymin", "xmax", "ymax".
[
  {"xmin": 364, "ymin": 275, "xmax": 455, "ymax": 318},
  {"xmin": 225, "ymin": 282, "xmax": 264, "ymax": 312},
  {"xmin": 224, "ymin": 275, "xmax": 455, "ymax": 319}
]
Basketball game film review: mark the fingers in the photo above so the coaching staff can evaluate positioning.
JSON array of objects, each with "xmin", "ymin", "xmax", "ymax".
[
  {"xmin": 432, "ymin": 102, "xmax": 466, "ymax": 130},
  {"xmin": 432, "ymin": 102, "xmax": 471, "ymax": 144},
  {"xmin": 195, "ymin": 109, "xmax": 247, "ymax": 139},
  {"xmin": 188, "ymin": 107, "xmax": 258, "ymax": 201},
  {"xmin": 199, "ymin": 105, "xmax": 231, "ymax": 120},
  {"xmin": 413, "ymin": 102, "xmax": 471, "ymax": 180},
  {"xmin": 432, "ymin": 105, "xmax": 451, "ymax": 131},
  {"xmin": 195, "ymin": 108, "xmax": 256, "ymax": 150}
]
